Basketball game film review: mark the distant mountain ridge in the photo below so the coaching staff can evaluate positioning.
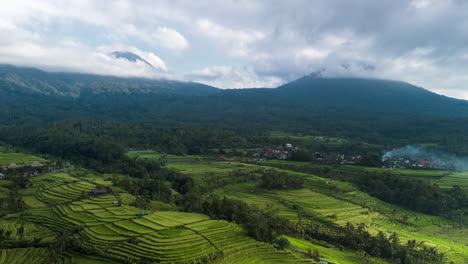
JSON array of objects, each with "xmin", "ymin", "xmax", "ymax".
[
  {"xmin": 1, "ymin": 64, "xmax": 468, "ymax": 127},
  {"xmin": 271, "ymin": 75, "xmax": 467, "ymax": 113},
  {"xmin": 0, "ymin": 64, "xmax": 218, "ymax": 97}
]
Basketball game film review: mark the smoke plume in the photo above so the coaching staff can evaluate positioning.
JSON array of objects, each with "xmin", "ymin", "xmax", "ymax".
[{"xmin": 382, "ymin": 145, "xmax": 468, "ymax": 171}]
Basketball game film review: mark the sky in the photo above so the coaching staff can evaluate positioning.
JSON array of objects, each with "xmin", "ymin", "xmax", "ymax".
[{"xmin": 2, "ymin": 0, "xmax": 468, "ymax": 98}]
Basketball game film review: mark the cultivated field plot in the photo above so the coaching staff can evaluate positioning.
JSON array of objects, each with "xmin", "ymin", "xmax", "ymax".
[
  {"xmin": 127, "ymin": 150, "xmax": 213, "ymax": 164},
  {"xmin": 18, "ymin": 172, "xmax": 310, "ymax": 263},
  {"xmin": 63, "ymin": 252, "xmax": 120, "ymax": 264},
  {"xmin": 0, "ymin": 216, "xmax": 55, "ymax": 242},
  {"xmin": 0, "ymin": 151, "xmax": 46, "ymax": 166},
  {"xmin": 0, "ymin": 180, "xmax": 11, "ymax": 199},
  {"xmin": 213, "ymin": 181, "xmax": 468, "ymax": 264},
  {"xmin": 285, "ymin": 235, "xmax": 391, "ymax": 264},
  {"xmin": 121, "ymin": 154, "xmax": 468, "ymax": 263},
  {"xmin": 30, "ymin": 173, "xmax": 96, "ymax": 204},
  {"xmin": 341, "ymin": 164, "xmax": 468, "ymax": 194},
  {"xmin": 0, "ymin": 247, "xmax": 50, "ymax": 264}
]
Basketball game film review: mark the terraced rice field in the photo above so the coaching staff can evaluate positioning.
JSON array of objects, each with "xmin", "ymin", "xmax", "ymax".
[
  {"xmin": 264, "ymin": 160, "xmax": 468, "ymax": 194},
  {"xmin": 0, "ymin": 212, "xmax": 55, "ymax": 242},
  {"xmin": 122, "ymin": 152, "xmax": 468, "ymax": 263},
  {"xmin": 127, "ymin": 150, "xmax": 213, "ymax": 164},
  {"xmin": 28, "ymin": 173, "xmax": 96, "ymax": 204},
  {"xmin": 213, "ymin": 181, "xmax": 468, "ymax": 264},
  {"xmin": 17, "ymin": 172, "xmax": 311, "ymax": 263},
  {"xmin": 0, "ymin": 248, "xmax": 50, "ymax": 264},
  {"xmin": 0, "ymin": 151, "xmax": 46, "ymax": 166},
  {"xmin": 0, "ymin": 180, "xmax": 11, "ymax": 199},
  {"xmin": 285, "ymin": 236, "xmax": 391, "ymax": 264}
]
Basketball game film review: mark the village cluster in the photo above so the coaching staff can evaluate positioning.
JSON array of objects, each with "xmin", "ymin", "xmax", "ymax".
[
  {"xmin": 251, "ymin": 143, "xmax": 298, "ymax": 161},
  {"xmin": 0, "ymin": 161, "xmax": 68, "ymax": 179},
  {"xmin": 382, "ymin": 157, "xmax": 449, "ymax": 170},
  {"xmin": 0, "ymin": 161, "xmax": 45, "ymax": 178},
  {"xmin": 249, "ymin": 143, "xmax": 363, "ymax": 165}
]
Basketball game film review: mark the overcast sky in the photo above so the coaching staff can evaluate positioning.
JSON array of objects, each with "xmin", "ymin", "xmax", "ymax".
[{"xmin": 2, "ymin": 0, "xmax": 468, "ymax": 98}]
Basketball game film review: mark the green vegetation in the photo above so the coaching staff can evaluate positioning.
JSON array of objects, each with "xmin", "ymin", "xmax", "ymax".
[
  {"xmin": 1, "ymin": 68, "xmax": 468, "ymax": 263},
  {"xmin": 0, "ymin": 167, "xmax": 311, "ymax": 263},
  {"xmin": 157, "ymin": 155, "xmax": 466, "ymax": 263},
  {"xmin": 0, "ymin": 151, "xmax": 45, "ymax": 166}
]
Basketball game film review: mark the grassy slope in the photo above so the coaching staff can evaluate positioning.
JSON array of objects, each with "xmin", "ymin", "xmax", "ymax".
[
  {"xmin": 262, "ymin": 160, "xmax": 468, "ymax": 195},
  {"xmin": 0, "ymin": 147, "xmax": 46, "ymax": 166}
]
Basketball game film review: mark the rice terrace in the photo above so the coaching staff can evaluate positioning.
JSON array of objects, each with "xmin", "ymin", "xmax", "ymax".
[{"xmin": 2, "ymin": 1, "xmax": 468, "ymax": 263}]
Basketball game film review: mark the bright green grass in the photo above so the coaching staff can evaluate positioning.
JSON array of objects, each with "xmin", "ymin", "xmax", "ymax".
[
  {"xmin": 121, "ymin": 154, "xmax": 468, "ymax": 263},
  {"xmin": 213, "ymin": 181, "xmax": 467, "ymax": 263},
  {"xmin": 127, "ymin": 150, "xmax": 213, "ymax": 164},
  {"xmin": 147, "ymin": 200, "xmax": 178, "ymax": 211},
  {"xmin": 159, "ymin": 158, "xmax": 467, "ymax": 263},
  {"xmin": 0, "ymin": 181, "xmax": 10, "ymax": 198},
  {"xmin": 0, "ymin": 152, "xmax": 46, "ymax": 166},
  {"xmin": 0, "ymin": 217, "xmax": 55, "ymax": 242},
  {"xmin": 22, "ymin": 196, "xmax": 47, "ymax": 208},
  {"xmin": 285, "ymin": 235, "xmax": 390, "ymax": 264},
  {"xmin": 0, "ymin": 247, "xmax": 50, "ymax": 264},
  {"xmin": 29, "ymin": 172, "xmax": 97, "ymax": 205},
  {"xmin": 17, "ymin": 172, "xmax": 309, "ymax": 263},
  {"xmin": 261, "ymin": 160, "xmax": 468, "ymax": 195},
  {"xmin": 164, "ymin": 161, "xmax": 261, "ymax": 189},
  {"xmin": 64, "ymin": 253, "xmax": 120, "ymax": 264}
]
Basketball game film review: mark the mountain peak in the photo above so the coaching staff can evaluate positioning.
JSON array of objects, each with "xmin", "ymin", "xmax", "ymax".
[
  {"xmin": 110, "ymin": 51, "xmax": 153, "ymax": 67},
  {"xmin": 307, "ymin": 69, "xmax": 326, "ymax": 78}
]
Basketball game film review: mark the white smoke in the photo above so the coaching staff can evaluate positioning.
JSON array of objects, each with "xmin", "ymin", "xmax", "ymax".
[{"xmin": 382, "ymin": 145, "xmax": 468, "ymax": 171}]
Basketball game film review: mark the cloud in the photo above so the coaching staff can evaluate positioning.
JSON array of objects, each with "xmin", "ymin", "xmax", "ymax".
[
  {"xmin": 0, "ymin": 21, "xmax": 170, "ymax": 79},
  {"xmin": 122, "ymin": 24, "xmax": 189, "ymax": 52},
  {"xmin": 196, "ymin": 19, "xmax": 265, "ymax": 57},
  {"xmin": 187, "ymin": 66, "xmax": 283, "ymax": 88},
  {"xmin": 2, "ymin": 1, "xmax": 468, "ymax": 98}
]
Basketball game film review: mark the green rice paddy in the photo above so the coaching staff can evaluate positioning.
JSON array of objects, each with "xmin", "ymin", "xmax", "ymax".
[
  {"xmin": 159, "ymin": 156, "xmax": 468, "ymax": 264},
  {"xmin": 0, "ymin": 149, "xmax": 46, "ymax": 166},
  {"xmin": 3, "ymin": 149, "xmax": 467, "ymax": 263},
  {"xmin": 3, "ymin": 170, "xmax": 311, "ymax": 263}
]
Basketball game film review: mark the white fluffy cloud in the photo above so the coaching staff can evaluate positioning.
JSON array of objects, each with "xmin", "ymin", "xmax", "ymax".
[
  {"xmin": 0, "ymin": 15, "xmax": 169, "ymax": 78},
  {"xmin": 122, "ymin": 24, "xmax": 189, "ymax": 52},
  {"xmin": 187, "ymin": 66, "xmax": 283, "ymax": 88},
  {"xmin": 0, "ymin": 0, "xmax": 186, "ymax": 78},
  {"xmin": 196, "ymin": 19, "xmax": 265, "ymax": 57}
]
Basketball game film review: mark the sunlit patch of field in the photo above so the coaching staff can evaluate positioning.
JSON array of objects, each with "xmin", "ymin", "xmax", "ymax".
[
  {"xmin": 0, "ymin": 150, "xmax": 46, "ymax": 166},
  {"xmin": 127, "ymin": 150, "xmax": 213, "ymax": 164},
  {"xmin": 0, "ymin": 248, "xmax": 50, "ymax": 264},
  {"xmin": 0, "ymin": 216, "xmax": 55, "ymax": 243},
  {"xmin": 285, "ymin": 235, "xmax": 391, "ymax": 264}
]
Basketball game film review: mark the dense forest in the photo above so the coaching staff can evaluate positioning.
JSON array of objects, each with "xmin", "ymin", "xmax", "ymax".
[{"xmin": 4, "ymin": 65, "xmax": 468, "ymax": 156}]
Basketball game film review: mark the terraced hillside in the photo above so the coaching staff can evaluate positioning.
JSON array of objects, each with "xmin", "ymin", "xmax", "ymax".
[
  {"xmin": 2, "ymin": 171, "xmax": 312, "ymax": 263},
  {"xmin": 0, "ymin": 248, "xmax": 50, "ymax": 264},
  {"xmin": 0, "ymin": 146, "xmax": 46, "ymax": 166},
  {"xmin": 146, "ymin": 155, "xmax": 468, "ymax": 264}
]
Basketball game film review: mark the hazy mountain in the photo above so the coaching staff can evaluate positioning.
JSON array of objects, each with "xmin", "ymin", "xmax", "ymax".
[
  {"xmin": 269, "ymin": 75, "xmax": 468, "ymax": 115},
  {"xmin": 2, "ymin": 64, "xmax": 468, "ymax": 127},
  {"xmin": 0, "ymin": 64, "xmax": 218, "ymax": 97}
]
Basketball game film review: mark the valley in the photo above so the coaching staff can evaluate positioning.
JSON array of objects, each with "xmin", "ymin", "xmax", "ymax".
[{"xmin": 0, "ymin": 65, "xmax": 467, "ymax": 264}]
